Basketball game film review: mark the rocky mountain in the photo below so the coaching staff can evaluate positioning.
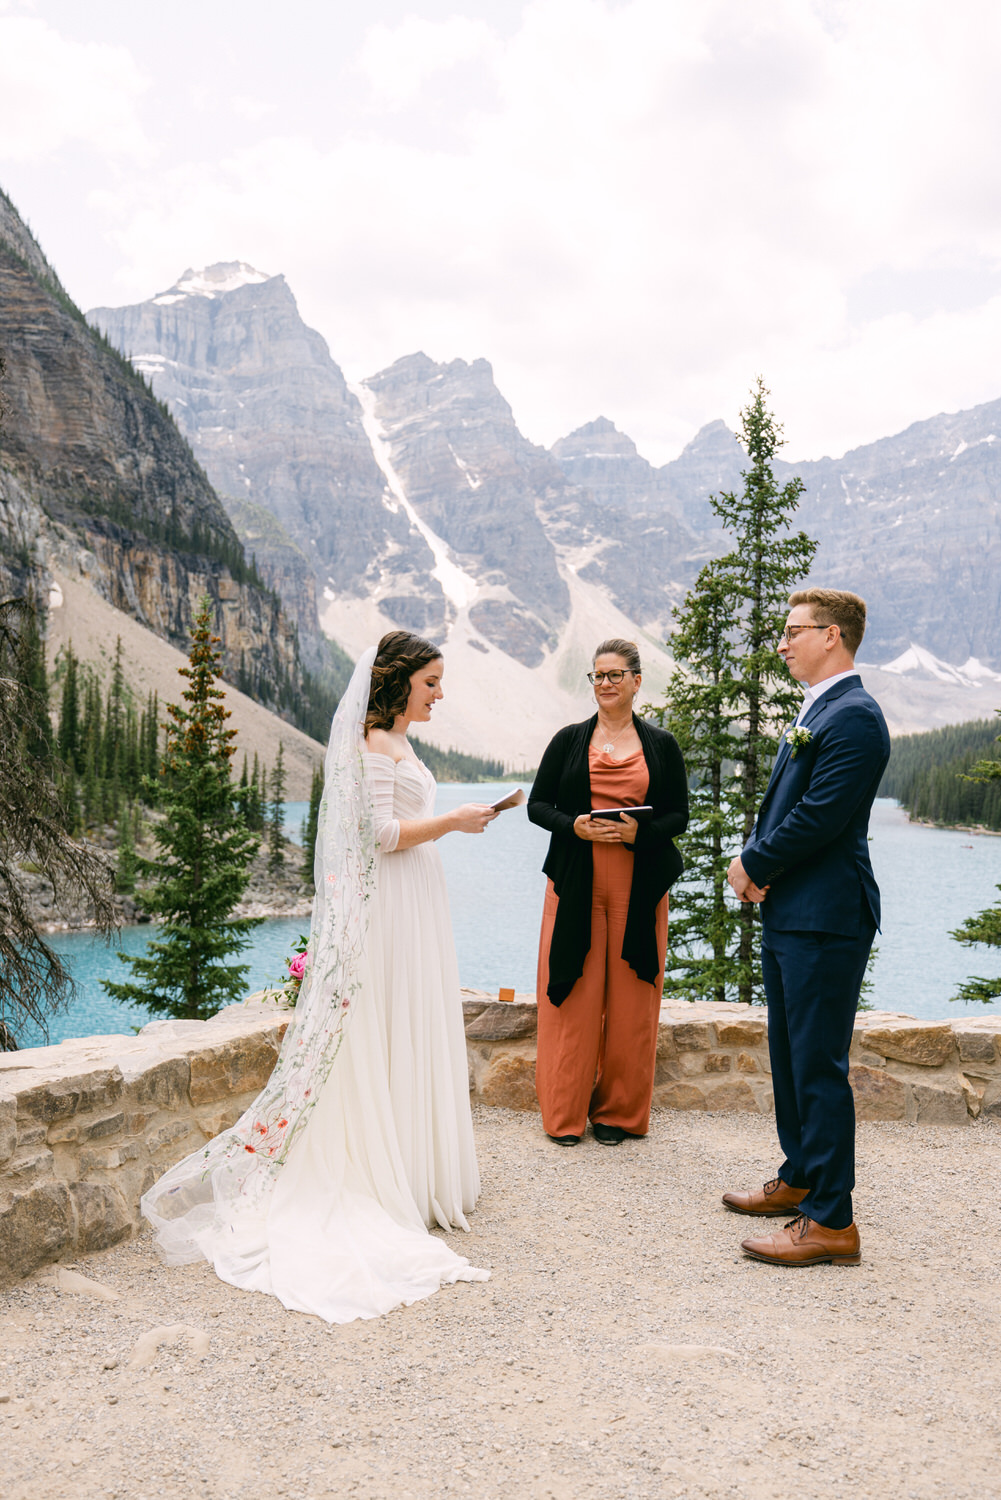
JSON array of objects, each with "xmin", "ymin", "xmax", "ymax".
[
  {"xmin": 87, "ymin": 261, "xmax": 1001, "ymax": 761},
  {"xmin": 0, "ymin": 191, "xmax": 321, "ymax": 742},
  {"xmin": 89, "ymin": 265, "xmax": 442, "ymax": 667}
]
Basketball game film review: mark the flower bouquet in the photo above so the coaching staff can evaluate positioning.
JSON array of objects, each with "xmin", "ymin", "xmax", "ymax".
[{"xmin": 273, "ymin": 933, "xmax": 309, "ymax": 1010}]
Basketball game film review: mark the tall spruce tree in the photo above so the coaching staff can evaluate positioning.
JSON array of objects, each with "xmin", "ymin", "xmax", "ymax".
[
  {"xmin": 267, "ymin": 740, "xmax": 287, "ymax": 873},
  {"xmin": 102, "ymin": 600, "xmax": 261, "ymax": 1020},
  {"xmin": 300, "ymin": 764, "xmax": 323, "ymax": 887},
  {"xmin": 949, "ymin": 712, "xmax": 1001, "ymax": 1003},
  {"xmin": 654, "ymin": 379, "xmax": 817, "ymax": 1004}
]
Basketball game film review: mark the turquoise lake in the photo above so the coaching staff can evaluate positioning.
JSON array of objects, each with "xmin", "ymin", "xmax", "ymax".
[{"xmin": 15, "ymin": 792, "xmax": 1000, "ymax": 1048}]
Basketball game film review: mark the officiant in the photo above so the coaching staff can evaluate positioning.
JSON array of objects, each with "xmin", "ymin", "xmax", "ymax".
[{"xmin": 527, "ymin": 639, "xmax": 688, "ymax": 1146}]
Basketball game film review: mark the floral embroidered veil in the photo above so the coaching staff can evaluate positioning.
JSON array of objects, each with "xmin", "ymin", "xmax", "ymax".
[{"xmin": 141, "ymin": 648, "xmax": 379, "ymax": 1264}]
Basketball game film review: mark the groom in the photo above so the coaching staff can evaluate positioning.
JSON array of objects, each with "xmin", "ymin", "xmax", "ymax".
[{"xmin": 724, "ymin": 588, "xmax": 890, "ymax": 1266}]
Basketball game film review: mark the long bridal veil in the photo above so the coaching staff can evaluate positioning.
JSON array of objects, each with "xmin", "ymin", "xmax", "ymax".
[{"xmin": 142, "ymin": 648, "xmax": 382, "ymax": 1265}]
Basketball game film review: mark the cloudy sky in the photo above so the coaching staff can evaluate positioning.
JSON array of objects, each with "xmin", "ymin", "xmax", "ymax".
[{"xmin": 3, "ymin": 0, "xmax": 1001, "ymax": 464}]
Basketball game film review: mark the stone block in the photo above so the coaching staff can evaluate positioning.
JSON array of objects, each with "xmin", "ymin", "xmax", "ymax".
[
  {"xmin": 702, "ymin": 1079, "xmax": 760, "ymax": 1113},
  {"xmin": 655, "ymin": 1027, "xmax": 679, "ymax": 1062},
  {"xmin": 69, "ymin": 1181, "xmax": 135, "ymax": 1254},
  {"xmin": 672, "ymin": 1022, "xmax": 714, "ymax": 1052},
  {"xmin": 7, "ymin": 1148, "xmax": 55, "ymax": 1187},
  {"xmin": 704, "ymin": 1053, "xmax": 732, "ymax": 1073},
  {"xmin": 147, "ymin": 1120, "xmax": 197, "ymax": 1154},
  {"xmin": 461, "ymin": 998, "xmax": 491, "ymax": 1024},
  {"xmin": 913, "ymin": 1082, "xmax": 969, "ymax": 1125},
  {"xmin": 960, "ymin": 1075, "xmax": 986, "ymax": 1118},
  {"xmin": 464, "ymin": 1003, "xmax": 537, "ymax": 1042},
  {"xmin": 849, "ymin": 1064, "xmax": 908, "ymax": 1122},
  {"xmin": 860, "ymin": 1022, "xmax": 955, "ymax": 1069},
  {"xmin": 652, "ymin": 1083, "xmax": 707, "ymax": 1112},
  {"xmin": 131, "ymin": 1058, "xmax": 191, "ymax": 1110},
  {"xmin": 16, "ymin": 1068, "xmax": 123, "ymax": 1125},
  {"xmin": 16, "ymin": 1122, "xmax": 46, "ymax": 1148},
  {"xmin": 0, "ymin": 1098, "xmax": 14, "ymax": 1166},
  {"xmin": 954, "ymin": 1030, "xmax": 1000, "ymax": 1066},
  {"xmin": 477, "ymin": 1054, "xmax": 538, "ymax": 1111},
  {"xmin": 736, "ymin": 1052, "xmax": 759, "ymax": 1074},
  {"xmin": 188, "ymin": 1034, "xmax": 281, "ymax": 1106},
  {"xmin": 0, "ymin": 1182, "xmax": 73, "ymax": 1286},
  {"xmin": 79, "ymin": 1111, "xmax": 125, "ymax": 1143},
  {"xmin": 80, "ymin": 1142, "xmax": 141, "ymax": 1172},
  {"xmin": 715, "ymin": 1019, "xmax": 767, "ymax": 1048},
  {"xmin": 195, "ymin": 1106, "xmax": 242, "ymax": 1140}
]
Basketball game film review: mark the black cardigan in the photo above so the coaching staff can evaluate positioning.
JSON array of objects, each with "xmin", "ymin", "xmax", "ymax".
[{"xmin": 527, "ymin": 714, "xmax": 689, "ymax": 1006}]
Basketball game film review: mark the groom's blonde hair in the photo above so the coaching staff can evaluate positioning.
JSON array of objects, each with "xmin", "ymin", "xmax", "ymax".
[{"xmin": 788, "ymin": 588, "xmax": 867, "ymax": 655}]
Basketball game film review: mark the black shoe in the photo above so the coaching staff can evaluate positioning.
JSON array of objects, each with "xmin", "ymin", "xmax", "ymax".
[
  {"xmin": 547, "ymin": 1134, "xmax": 580, "ymax": 1147},
  {"xmin": 591, "ymin": 1122, "xmax": 626, "ymax": 1146}
]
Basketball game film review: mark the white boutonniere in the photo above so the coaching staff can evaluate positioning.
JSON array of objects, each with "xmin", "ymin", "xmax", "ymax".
[{"xmin": 785, "ymin": 725, "xmax": 812, "ymax": 758}]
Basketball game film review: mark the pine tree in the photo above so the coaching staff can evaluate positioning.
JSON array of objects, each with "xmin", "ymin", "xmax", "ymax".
[
  {"xmin": 647, "ymin": 561, "xmax": 745, "ymax": 1001},
  {"xmin": 300, "ymin": 764, "xmax": 323, "ymax": 887},
  {"xmin": 0, "ymin": 597, "xmax": 115, "ymax": 1043},
  {"xmin": 115, "ymin": 800, "xmax": 137, "ymax": 894},
  {"xmin": 57, "ymin": 646, "xmax": 81, "ymax": 771},
  {"xmin": 267, "ymin": 740, "xmax": 287, "ymax": 874},
  {"xmin": 950, "ymin": 711, "xmax": 1001, "ymax": 1003},
  {"xmin": 102, "ymin": 599, "xmax": 262, "ymax": 1020},
  {"xmin": 654, "ymin": 379, "xmax": 817, "ymax": 1004}
]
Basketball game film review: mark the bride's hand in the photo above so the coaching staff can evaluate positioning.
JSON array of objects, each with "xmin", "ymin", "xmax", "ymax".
[{"xmin": 450, "ymin": 803, "xmax": 499, "ymax": 834}]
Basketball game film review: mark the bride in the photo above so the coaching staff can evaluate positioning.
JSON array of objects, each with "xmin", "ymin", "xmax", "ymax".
[{"xmin": 141, "ymin": 631, "xmax": 498, "ymax": 1322}]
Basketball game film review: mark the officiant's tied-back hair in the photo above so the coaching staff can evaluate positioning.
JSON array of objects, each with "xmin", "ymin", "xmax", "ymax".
[
  {"xmin": 365, "ymin": 630, "xmax": 442, "ymax": 733},
  {"xmin": 788, "ymin": 588, "xmax": 867, "ymax": 655},
  {"xmin": 592, "ymin": 638, "xmax": 642, "ymax": 673}
]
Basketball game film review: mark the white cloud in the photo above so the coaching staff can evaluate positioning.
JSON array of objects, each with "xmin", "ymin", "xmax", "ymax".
[
  {"xmin": 12, "ymin": 0, "xmax": 1001, "ymax": 464},
  {"xmin": 0, "ymin": 16, "xmax": 149, "ymax": 163},
  {"xmin": 357, "ymin": 14, "xmax": 496, "ymax": 110}
]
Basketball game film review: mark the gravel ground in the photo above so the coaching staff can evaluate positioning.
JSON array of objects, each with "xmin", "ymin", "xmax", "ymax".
[{"xmin": 2, "ymin": 1106, "xmax": 999, "ymax": 1500}]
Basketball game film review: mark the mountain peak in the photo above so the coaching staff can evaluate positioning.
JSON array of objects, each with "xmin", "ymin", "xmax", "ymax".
[
  {"xmin": 152, "ymin": 262, "xmax": 273, "ymax": 305},
  {"xmin": 551, "ymin": 417, "xmax": 639, "ymax": 461}
]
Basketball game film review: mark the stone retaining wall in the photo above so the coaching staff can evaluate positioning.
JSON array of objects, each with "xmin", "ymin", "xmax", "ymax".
[{"xmin": 2, "ymin": 995, "xmax": 999, "ymax": 1285}]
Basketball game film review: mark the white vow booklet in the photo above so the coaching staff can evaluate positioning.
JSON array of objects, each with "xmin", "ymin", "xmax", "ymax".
[{"xmin": 490, "ymin": 787, "xmax": 527, "ymax": 812}]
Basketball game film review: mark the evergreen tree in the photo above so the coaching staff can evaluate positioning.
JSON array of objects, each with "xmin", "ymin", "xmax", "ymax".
[
  {"xmin": 57, "ymin": 645, "xmax": 82, "ymax": 771},
  {"xmin": 16, "ymin": 589, "xmax": 52, "ymax": 765},
  {"xmin": 950, "ymin": 711, "xmax": 1001, "ymax": 1003},
  {"xmin": 267, "ymin": 740, "xmax": 287, "ymax": 873},
  {"xmin": 300, "ymin": 764, "xmax": 323, "ymax": 887},
  {"xmin": 647, "ymin": 561, "xmax": 745, "ymax": 1001},
  {"xmin": 0, "ymin": 597, "xmax": 114, "ymax": 1044},
  {"xmin": 654, "ymin": 379, "xmax": 817, "ymax": 1004},
  {"xmin": 115, "ymin": 800, "xmax": 137, "ymax": 894},
  {"xmin": 102, "ymin": 599, "xmax": 262, "ymax": 1020}
]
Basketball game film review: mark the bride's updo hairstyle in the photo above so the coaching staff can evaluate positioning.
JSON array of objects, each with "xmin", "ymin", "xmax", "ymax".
[{"xmin": 364, "ymin": 630, "xmax": 442, "ymax": 734}]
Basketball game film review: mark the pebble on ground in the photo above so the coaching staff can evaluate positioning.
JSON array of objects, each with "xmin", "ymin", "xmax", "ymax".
[{"xmin": 2, "ymin": 1107, "xmax": 998, "ymax": 1500}]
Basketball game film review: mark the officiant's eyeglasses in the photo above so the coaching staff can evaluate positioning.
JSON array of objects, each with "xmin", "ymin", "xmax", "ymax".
[
  {"xmin": 587, "ymin": 669, "xmax": 634, "ymax": 684},
  {"xmin": 778, "ymin": 625, "xmax": 828, "ymax": 644}
]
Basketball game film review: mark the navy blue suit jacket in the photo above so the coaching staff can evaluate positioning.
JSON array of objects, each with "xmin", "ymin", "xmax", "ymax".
[{"xmin": 741, "ymin": 675, "xmax": 890, "ymax": 937}]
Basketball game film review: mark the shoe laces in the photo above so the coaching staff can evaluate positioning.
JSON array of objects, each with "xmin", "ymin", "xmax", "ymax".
[
  {"xmin": 763, "ymin": 1177, "xmax": 782, "ymax": 1196},
  {"xmin": 784, "ymin": 1213, "xmax": 810, "ymax": 1240}
]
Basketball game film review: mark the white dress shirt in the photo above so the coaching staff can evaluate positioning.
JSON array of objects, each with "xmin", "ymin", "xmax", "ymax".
[{"xmin": 793, "ymin": 668, "xmax": 860, "ymax": 727}]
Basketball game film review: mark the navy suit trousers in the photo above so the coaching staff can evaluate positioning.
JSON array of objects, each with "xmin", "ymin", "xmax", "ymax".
[{"xmin": 761, "ymin": 922, "xmax": 876, "ymax": 1231}]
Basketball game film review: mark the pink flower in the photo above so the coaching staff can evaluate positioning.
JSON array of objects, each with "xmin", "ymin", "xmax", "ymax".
[{"xmin": 288, "ymin": 951, "xmax": 307, "ymax": 980}]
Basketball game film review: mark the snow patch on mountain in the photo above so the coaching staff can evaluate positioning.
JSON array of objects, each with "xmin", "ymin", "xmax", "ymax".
[
  {"xmin": 351, "ymin": 380, "xmax": 478, "ymax": 613},
  {"xmin": 152, "ymin": 262, "xmax": 271, "ymax": 304},
  {"xmin": 880, "ymin": 644, "xmax": 1001, "ymax": 687}
]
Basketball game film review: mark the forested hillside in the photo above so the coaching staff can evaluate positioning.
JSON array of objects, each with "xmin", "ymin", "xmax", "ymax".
[{"xmin": 880, "ymin": 718, "xmax": 1001, "ymax": 829}]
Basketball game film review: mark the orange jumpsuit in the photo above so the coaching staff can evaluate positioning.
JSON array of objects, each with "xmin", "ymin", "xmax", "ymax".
[{"xmin": 534, "ymin": 747, "xmax": 669, "ymax": 1138}]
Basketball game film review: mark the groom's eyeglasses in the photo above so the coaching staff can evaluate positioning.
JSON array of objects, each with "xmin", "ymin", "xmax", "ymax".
[
  {"xmin": 587, "ymin": 669, "xmax": 633, "ymax": 684},
  {"xmin": 778, "ymin": 625, "xmax": 828, "ymax": 644}
]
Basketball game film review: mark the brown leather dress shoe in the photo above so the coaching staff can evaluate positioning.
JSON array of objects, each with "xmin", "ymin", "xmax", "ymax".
[
  {"xmin": 721, "ymin": 1177, "xmax": 809, "ymax": 1216},
  {"xmin": 740, "ymin": 1214, "xmax": 861, "ymax": 1266}
]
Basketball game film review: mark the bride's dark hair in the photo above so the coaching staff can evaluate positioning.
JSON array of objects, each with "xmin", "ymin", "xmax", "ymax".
[{"xmin": 364, "ymin": 631, "xmax": 442, "ymax": 734}]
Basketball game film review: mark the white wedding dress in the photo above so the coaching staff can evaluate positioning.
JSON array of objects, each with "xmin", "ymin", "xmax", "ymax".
[{"xmin": 142, "ymin": 740, "xmax": 487, "ymax": 1323}]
